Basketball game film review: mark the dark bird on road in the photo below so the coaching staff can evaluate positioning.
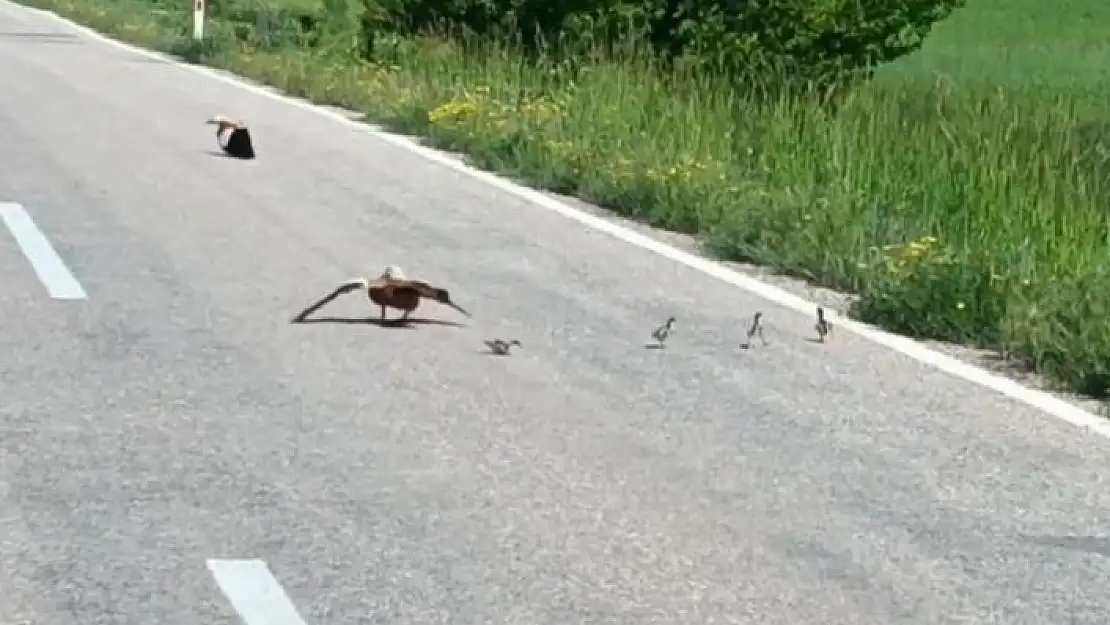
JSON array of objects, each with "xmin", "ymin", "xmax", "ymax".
[
  {"xmin": 651, "ymin": 316, "xmax": 677, "ymax": 347},
  {"xmin": 484, "ymin": 339, "xmax": 521, "ymax": 355},
  {"xmin": 740, "ymin": 311, "xmax": 768, "ymax": 349},
  {"xmin": 815, "ymin": 306, "xmax": 832, "ymax": 343},
  {"xmin": 206, "ymin": 114, "xmax": 255, "ymax": 159}
]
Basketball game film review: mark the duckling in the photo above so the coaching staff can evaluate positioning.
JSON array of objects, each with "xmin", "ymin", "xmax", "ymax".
[
  {"xmin": 484, "ymin": 339, "xmax": 521, "ymax": 355},
  {"xmin": 815, "ymin": 306, "xmax": 831, "ymax": 343},
  {"xmin": 651, "ymin": 316, "xmax": 677, "ymax": 347},
  {"xmin": 293, "ymin": 265, "xmax": 470, "ymax": 322},
  {"xmin": 740, "ymin": 311, "xmax": 768, "ymax": 349},
  {"xmin": 206, "ymin": 114, "xmax": 255, "ymax": 159}
]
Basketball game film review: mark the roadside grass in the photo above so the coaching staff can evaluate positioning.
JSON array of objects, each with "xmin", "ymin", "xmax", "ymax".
[{"xmin": 19, "ymin": 0, "xmax": 1110, "ymax": 400}]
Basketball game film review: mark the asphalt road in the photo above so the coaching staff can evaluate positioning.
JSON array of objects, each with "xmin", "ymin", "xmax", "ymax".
[{"xmin": 2, "ymin": 4, "xmax": 1110, "ymax": 624}]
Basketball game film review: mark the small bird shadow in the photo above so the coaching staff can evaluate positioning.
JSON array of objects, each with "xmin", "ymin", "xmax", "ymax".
[
  {"xmin": 1023, "ymin": 535, "xmax": 1110, "ymax": 557},
  {"xmin": 804, "ymin": 337, "xmax": 826, "ymax": 344},
  {"xmin": 480, "ymin": 350, "xmax": 512, "ymax": 356},
  {"xmin": 643, "ymin": 343, "xmax": 666, "ymax": 350},
  {"xmin": 205, "ymin": 149, "xmax": 255, "ymax": 160},
  {"xmin": 0, "ymin": 31, "xmax": 80, "ymax": 43},
  {"xmin": 290, "ymin": 315, "xmax": 464, "ymax": 329}
]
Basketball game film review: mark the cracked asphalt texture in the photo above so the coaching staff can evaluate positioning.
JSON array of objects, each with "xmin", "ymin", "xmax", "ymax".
[{"xmin": 1, "ymin": 3, "xmax": 1110, "ymax": 623}]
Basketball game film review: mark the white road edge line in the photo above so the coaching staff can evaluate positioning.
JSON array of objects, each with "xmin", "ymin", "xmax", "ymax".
[
  {"xmin": 0, "ymin": 201, "xmax": 87, "ymax": 300},
  {"xmin": 10, "ymin": 1, "xmax": 1110, "ymax": 438},
  {"xmin": 207, "ymin": 558, "xmax": 310, "ymax": 625}
]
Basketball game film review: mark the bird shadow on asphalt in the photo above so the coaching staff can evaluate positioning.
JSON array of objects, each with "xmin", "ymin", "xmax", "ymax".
[
  {"xmin": 643, "ymin": 343, "xmax": 665, "ymax": 350},
  {"xmin": 290, "ymin": 291, "xmax": 467, "ymax": 329},
  {"xmin": 1022, "ymin": 535, "xmax": 1110, "ymax": 558},
  {"xmin": 205, "ymin": 150, "xmax": 256, "ymax": 160},
  {"xmin": 290, "ymin": 315, "xmax": 465, "ymax": 330},
  {"xmin": 0, "ymin": 31, "xmax": 80, "ymax": 43}
]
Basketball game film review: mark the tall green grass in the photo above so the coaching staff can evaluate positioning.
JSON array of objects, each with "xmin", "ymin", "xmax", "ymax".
[{"xmin": 22, "ymin": 0, "xmax": 1110, "ymax": 400}]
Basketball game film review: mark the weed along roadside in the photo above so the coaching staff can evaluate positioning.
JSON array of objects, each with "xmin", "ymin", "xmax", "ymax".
[{"xmin": 17, "ymin": 0, "xmax": 1110, "ymax": 406}]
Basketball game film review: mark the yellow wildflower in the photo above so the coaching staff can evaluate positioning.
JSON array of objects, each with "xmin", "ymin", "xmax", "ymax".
[{"xmin": 428, "ymin": 98, "xmax": 479, "ymax": 125}]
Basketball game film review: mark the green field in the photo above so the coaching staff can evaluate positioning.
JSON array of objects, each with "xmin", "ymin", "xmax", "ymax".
[{"xmin": 20, "ymin": 0, "xmax": 1110, "ymax": 401}]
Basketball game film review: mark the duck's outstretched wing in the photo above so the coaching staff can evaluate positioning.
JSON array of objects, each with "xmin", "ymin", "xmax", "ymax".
[
  {"xmin": 292, "ymin": 278, "xmax": 368, "ymax": 322},
  {"xmin": 409, "ymin": 280, "xmax": 471, "ymax": 317}
]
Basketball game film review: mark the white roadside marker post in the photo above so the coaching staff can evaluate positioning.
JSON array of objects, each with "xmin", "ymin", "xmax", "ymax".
[{"xmin": 193, "ymin": 0, "xmax": 206, "ymax": 41}]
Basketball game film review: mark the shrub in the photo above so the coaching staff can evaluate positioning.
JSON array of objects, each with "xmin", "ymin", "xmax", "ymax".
[
  {"xmin": 357, "ymin": 0, "xmax": 967, "ymax": 93},
  {"xmin": 641, "ymin": 0, "xmax": 968, "ymax": 92}
]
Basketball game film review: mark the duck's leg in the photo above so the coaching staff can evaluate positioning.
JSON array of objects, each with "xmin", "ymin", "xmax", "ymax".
[{"xmin": 380, "ymin": 305, "xmax": 387, "ymax": 320}]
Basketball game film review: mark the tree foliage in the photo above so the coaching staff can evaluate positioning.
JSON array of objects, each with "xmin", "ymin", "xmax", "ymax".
[
  {"xmin": 221, "ymin": 0, "xmax": 967, "ymax": 94},
  {"xmin": 360, "ymin": 0, "xmax": 965, "ymax": 91},
  {"xmin": 639, "ymin": 0, "xmax": 968, "ymax": 90}
]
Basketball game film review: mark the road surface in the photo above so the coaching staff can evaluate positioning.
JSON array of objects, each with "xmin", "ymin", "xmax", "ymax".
[{"xmin": 1, "ymin": 4, "xmax": 1109, "ymax": 624}]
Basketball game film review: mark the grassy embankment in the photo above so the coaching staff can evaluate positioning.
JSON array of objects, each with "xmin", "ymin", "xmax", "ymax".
[{"xmin": 18, "ymin": 0, "xmax": 1110, "ymax": 400}]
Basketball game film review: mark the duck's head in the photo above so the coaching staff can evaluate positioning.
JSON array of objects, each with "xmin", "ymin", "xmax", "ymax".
[{"xmin": 380, "ymin": 265, "xmax": 405, "ymax": 280}]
